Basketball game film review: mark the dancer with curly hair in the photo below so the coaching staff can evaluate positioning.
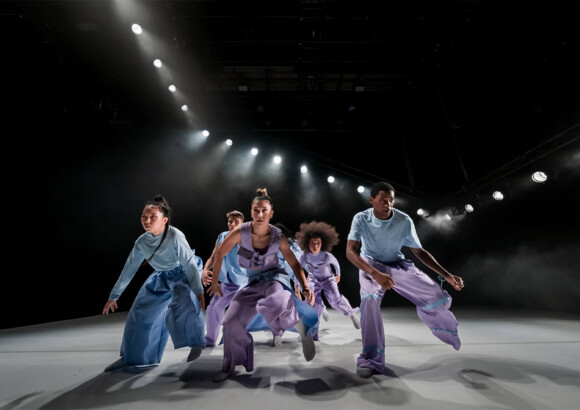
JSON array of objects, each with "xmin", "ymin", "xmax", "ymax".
[{"xmin": 296, "ymin": 221, "xmax": 360, "ymax": 340}]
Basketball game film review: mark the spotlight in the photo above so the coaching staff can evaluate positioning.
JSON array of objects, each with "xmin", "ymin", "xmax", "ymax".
[
  {"xmin": 202, "ymin": 130, "xmax": 210, "ymax": 137},
  {"xmin": 465, "ymin": 204, "xmax": 474, "ymax": 212},
  {"xmin": 532, "ymin": 171, "xmax": 548, "ymax": 183},
  {"xmin": 273, "ymin": 155, "xmax": 282, "ymax": 164},
  {"xmin": 153, "ymin": 59, "xmax": 162, "ymax": 68},
  {"xmin": 492, "ymin": 191, "xmax": 504, "ymax": 201},
  {"xmin": 131, "ymin": 24, "xmax": 142, "ymax": 35},
  {"xmin": 417, "ymin": 208, "xmax": 426, "ymax": 216},
  {"xmin": 181, "ymin": 105, "xmax": 188, "ymax": 111},
  {"xmin": 168, "ymin": 85, "xmax": 176, "ymax": 92},
  {"xmin": 444, "ymin": 213, "xmax": 452, "ymax": 222},
  {"xmin": 327, "ymin": 176, "xmax": 335, "ymax": 183},
  {"xmin": 357, "ymin": 185, "xmax": 365, "ymax": 193},
  {"xmin": 300, "ymin": 165, "xmax": 308, "ymax": 174},
  {"xmin": 225, "ymin": 139, "xmax": 232, "ymax": 146},
  {"xmin": 251, "ymin": 148, "xmax": 259, "ymax": 156}
]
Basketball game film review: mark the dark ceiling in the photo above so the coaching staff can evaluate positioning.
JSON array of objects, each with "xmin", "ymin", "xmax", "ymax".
[{"xmin": 4, "ymin": 0, "xmax": 580, "ymax": 205}]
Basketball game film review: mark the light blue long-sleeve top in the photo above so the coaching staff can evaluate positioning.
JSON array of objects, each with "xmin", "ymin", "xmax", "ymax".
[
  {"xmin": 347, "ymin": 207, "xmax": 422, "ymax": 263},
  {"xmin": 216, "ymin": 230, "xmax": 248, "ymax": 286},
  {"xmin": 109, "ymin": 226, "xmax": 203, "ymax": 300}
]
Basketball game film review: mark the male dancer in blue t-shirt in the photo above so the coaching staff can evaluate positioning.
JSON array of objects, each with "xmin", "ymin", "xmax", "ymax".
[{"xmin": 346, "ymin": 181, "xmax": 465, "ymax": 378}]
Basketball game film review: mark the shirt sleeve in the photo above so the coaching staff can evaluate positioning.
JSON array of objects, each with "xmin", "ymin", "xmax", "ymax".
[
  {"xmin": 327, "ymin": 252, "xmax": 341, "ymax": 276},
  {"xmin": 347, "ymin": 213, "xmax": 362, "ymax": 242},
  {"xmin": 109, "ymin": 240, "xmax": 145, "ymax": 301},
  {"xmin": 175, "ymin": 231, "xmax": 203, "ymax": 295},
  {"xmin": 403, "ymin": 218, "xmax": 422, "ymax": 249}
]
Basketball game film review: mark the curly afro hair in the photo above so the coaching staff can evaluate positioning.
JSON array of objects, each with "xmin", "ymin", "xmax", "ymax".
[{"xmin": 295, "ymin": 221, "xmax": 340, "ymax": 253}]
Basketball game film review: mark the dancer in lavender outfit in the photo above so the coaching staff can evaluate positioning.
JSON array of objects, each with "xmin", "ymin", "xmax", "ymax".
[
  {"xmin": 201, "ymin": 210, "xmax": 248, "ymax": 348},
  {"xmin": 296, "ymin": 221, "xmax": 361, "ymax": 340},
  {"xmin": 346, "ymin": 181, "xmax": 465, "ymax": 378},
  {"xmin": 209, "ymin": 188, "xmax": 317, "ymax": 382}
]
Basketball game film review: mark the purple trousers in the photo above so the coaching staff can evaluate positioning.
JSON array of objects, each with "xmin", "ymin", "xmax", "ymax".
[
  {"xmin": 357, "ymin": 258, "xmax": 461, "ymax": 372},
  {"xmin": 221, "ymin": 280, "xmax": 301, "ymax": 373},
  {"xmin": 204, "ymin": 281, "xmax": 241, "ymax": 347},
  {"xmin": 307, "ymin": 273, "xmax": 357, "ymax": 319}
]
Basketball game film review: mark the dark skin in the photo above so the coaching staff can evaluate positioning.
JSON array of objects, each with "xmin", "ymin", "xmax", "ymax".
[{"xmin": 346, "ymin": 189, "xmax": 465, "ymax": 291}]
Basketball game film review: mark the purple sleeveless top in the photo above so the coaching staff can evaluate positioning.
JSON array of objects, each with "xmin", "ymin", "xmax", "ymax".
[
  {"xmin": 300, "ymin": 251, "xmax": 341, "ymax": 279},
  {"xmin": 237, "ymin": 222, "xmax": 291, "ymax": 288}
]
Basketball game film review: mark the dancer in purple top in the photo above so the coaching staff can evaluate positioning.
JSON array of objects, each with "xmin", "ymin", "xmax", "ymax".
[
  {"xmin": 346, "ymin": 181, "xmax": 465, "ymax": 378},
  {"xmin": 296, "ymin": 221, "xmax": 360, "ymax": 340},
  {"xmin": 209, "ymin": 188, "xmax": 317, "ymax": 382}
]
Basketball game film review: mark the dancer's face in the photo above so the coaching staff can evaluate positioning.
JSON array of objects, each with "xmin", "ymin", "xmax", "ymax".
[
  {"xmin": 227, "ymin": 216, "xmax": 243, "ymax": 232},
  {"xmin": 141, "ymin": 205, "xmax": 168, "ymax": 236},
  {"xmin": 370, "ymin": 189, "xmax": 395, "ymax": 220},
  {"xmin": 309, "ymin": 237, "xmax": 322, "ymax": 254},
  {"xmin": 251, "ymin": 199, "xmax": 273, "ymax": 225}
]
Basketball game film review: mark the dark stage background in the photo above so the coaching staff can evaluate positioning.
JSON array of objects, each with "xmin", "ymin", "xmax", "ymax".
[
  {"xmin": 4, "ymin": 121, "xmax": 580, "ymax": 329},
  {"xmin": 2, "ymin": 0, "xmax": 580, "ymax": 329}
]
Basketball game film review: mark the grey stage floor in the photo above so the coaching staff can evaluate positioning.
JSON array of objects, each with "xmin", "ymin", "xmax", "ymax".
[{"xmin": 1, "ymin": 307, "xmax": 579, "ymax": 410}]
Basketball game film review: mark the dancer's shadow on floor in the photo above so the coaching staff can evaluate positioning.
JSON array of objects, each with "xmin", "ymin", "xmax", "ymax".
[{"xmin": 29, "ymin": 356, "xmax": 224, "ymax": 410}]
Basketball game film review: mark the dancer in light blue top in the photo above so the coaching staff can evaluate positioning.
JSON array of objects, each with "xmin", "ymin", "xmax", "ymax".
[
  {"xmin": 102, "ymin": 195, "xmax": 205, "ymax": 372},
  {"xmin": 202, "ymin": 210, "xmax": 248, "ymax": 347},
  {"xmin": 346, "ymin": 182, "xmax": 465, "ymax": 378}
]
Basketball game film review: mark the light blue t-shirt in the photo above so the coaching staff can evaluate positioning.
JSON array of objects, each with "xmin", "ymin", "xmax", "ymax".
[
  {"xmin": 109, "ymin": 226, "xmax": 203, "ymax": 300},
  {"xmin": 347, "ymin": 208, "xmax": 422, "ymax": 263},
  {"xmin": 216, "ymin": 230, "xmax": 248, "ymax": 286}
]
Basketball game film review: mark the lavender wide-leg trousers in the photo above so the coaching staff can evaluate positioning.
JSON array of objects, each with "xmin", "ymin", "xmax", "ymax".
[
  {"xmin": 357, "ymin": 258, "xmax": 460, "ymax": 372},
  {"xmin": 308, "ymin": 274, "xmax": 357, "ymax": 318},
  {"xmin": 221, "ymin": 280, "xmax": 304, "ymax": 373},
  {"xmin": 204, "ymin": 281, "xmax": 240, "ymax": 347}
]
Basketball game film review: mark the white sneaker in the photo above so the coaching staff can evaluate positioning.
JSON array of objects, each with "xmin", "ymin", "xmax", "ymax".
[
  {"xmin": 350, "ymin": 314, "xmax": 361, "ymax": 329},
  {"xmin": 272, "ymin": 334, "xmax": 282, "ymax": 347},
  {"xmin": 322, "ymin": 308, "xmax": 330, "ymax": 322},
  {"xmin": 294, "ymin": 320, "xmax": 316, "ymax": 361}
]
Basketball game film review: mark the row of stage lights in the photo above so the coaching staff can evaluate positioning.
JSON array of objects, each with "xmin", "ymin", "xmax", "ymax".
[
  {"xmin": 202, "ymin": 129, "xmax": 552, "ymax": 223},
  {"xmin": 132, "ymin": 23, "xmax": 554, "ymax": 223},
  {"xmin": 198, "ymin": 129, "xmax": 370, "ymax": 193},
  {"xmin": 131, "ymin": 23, "xmax": 198, "ymax": 114},
  {"xmin": 417, "ymin": 171, "xmax": 549, "ymax": 222}
]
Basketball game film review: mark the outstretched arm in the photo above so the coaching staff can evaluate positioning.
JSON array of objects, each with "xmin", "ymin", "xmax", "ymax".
[
  {"xmin": 346, "ymin": 239, "xmax": 395, "ymax": 290},
  {"xmin": 280, "ymin": 237, "xmax": 314, "ymax": 305},
  {"xmin": 409, "ymin": 247, "xmax": 464, "ymax": 291}
]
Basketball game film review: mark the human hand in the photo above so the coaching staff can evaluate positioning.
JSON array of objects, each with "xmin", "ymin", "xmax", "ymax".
[
  {"xmin": 202, "ymin": 268, "xmax": 213, "ymax": 287},
  {"xmin": 102, "ymin": 300, "xmax": 118, "ymax": 315},
  {"xmin": 446, "ymin": 275, "xmax": 464, "ymax": 291},
  {"xmin": 335, "ymin": 274, "xmax": 341, "ymax": 284},
  {"xmin": 302, "ymin": 288, "xmax": 315, "ymax": 306},
  {"xmin": 208, "ymin": 282, "xmax": 223, "ymax": 298},
  {"xmin": 373, "ymin": 271, "xmax": 395, "ymax": 290}
]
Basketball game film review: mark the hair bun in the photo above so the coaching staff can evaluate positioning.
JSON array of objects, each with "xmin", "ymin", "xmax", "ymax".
[{"xmin": 256, "ymin": 187, "xmax": 268, "ymax": 197}]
